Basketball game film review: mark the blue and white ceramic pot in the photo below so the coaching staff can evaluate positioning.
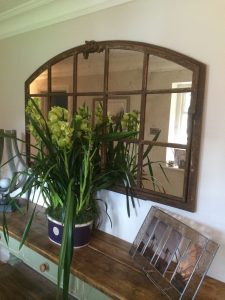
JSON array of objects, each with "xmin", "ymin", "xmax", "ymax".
[{"xmin": 47, "ymin": 215, "xmax": 93, "ymax": 248}]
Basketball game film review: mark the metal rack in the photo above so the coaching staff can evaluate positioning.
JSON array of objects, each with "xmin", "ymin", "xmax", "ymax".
[{"xmin": 129, "ymin": 206, "xmax": 219, "ymax": 299}]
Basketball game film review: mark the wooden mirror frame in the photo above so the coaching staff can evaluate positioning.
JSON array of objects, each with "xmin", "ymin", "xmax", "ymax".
[{"xmin": 25, "ymin": 40, "xmax": 206, "ymax": 212}]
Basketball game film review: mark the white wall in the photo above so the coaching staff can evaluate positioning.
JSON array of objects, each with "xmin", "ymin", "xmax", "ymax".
[{"xmin": 0, "ymin": 0, "xmax": 225, "ymax": 282}]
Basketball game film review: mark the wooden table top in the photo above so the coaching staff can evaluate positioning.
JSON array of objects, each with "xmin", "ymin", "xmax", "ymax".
[{"xmin": 0, "ymin": 202, "xmax": 224, "ymax": 300}]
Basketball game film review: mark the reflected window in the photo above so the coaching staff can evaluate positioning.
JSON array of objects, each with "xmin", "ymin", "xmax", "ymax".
[
  {"xmin": 168, "ymin": 83, "xmax": 191, "ymax": 145},
  {"xmin": 167, "ymin": 82, "xmax": 191, "ymax": 166}
]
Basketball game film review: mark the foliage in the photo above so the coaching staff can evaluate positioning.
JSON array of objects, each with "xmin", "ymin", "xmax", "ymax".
[
  {"xmin": 1, "ymin": 98, "xmax": 138, "ymax": 299},
  {"xmin": 0, "ymin": 97, "xmax": 168, "ymax": 299},
  {"xmin": 105, "ymin": 110, "xmax": 169, "ymax": 195}
]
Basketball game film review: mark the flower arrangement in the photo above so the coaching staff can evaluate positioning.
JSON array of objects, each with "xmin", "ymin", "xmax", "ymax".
[
  {"xmin": 25, "ymin": 99, "xmax": 138, "ymax": 221},
  {"xmin": 1, "ymin": 97, "xmax": 168, "ymax": 299},
  {"xmin": 2, "ymin": 98, "xmax": 138, "ymax": 299}
]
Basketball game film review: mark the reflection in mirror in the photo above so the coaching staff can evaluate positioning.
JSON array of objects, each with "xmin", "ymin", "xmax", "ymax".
[
  {"xmin": 77, "ymin": 96, "xmax": 95, "ymax": 117},
  {"xmin": 51, "ymin": 56, "xmax": 73, "ymax": 93},
  {"xmin": 142, "ymin": 145, "xmax": 186, "ymax": 198},
  {"xmin": 106, "ymin": 140, "xmax": 139, "ymax": 188},
  {"xmin": 38, "ymin": 96, "xmax": 48, "ymax": 119},
  {"xmin": 25, "ymin": 40, "xmax": 206, "ymax": 212},
  {"xmin": 50, "ymin": 94, "xmax": 67, "ymax": 109},
  {"xmin": 92, "ymin": 96, "xmax": 130, "ymax": 125},
  {"xmin": 29, "ymin": 70, "xmax": 48, "ymax": 94},
  {"xmin": 108, "ymin": 49, "xmax": 144, "ymax": 91},
  {"xmin": 77, "ymin": 52, "xmax": 105, "ymax": 92},
  {"xmin": 147, "ymin": 55, "xmax": 193, "ymax": 90},
  {"xmin": 145, "ymin": 94, "xmax": 171, "ymax": 143},
  {"xmin": 86, "ymin": 95, "xmax": 141, "ymax": 132},
  {"xmin": 145, "ymin": 92, "xmax": 191, "ymax": 145},
  {"xmin": 168, "ymin": 88, "xmax": 191, "ymax": 145}
]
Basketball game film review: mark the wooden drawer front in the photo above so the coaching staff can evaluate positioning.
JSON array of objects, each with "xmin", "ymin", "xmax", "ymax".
[
  {"xmin": 69, "ymin": 278, "xmax": 111, "ymax": 300},
  {"xmin": 0, "ymin": 231, "xmax": 109, "ymax": 300},
  {"xmin": 81, "ymin": 282, "xmax": 111, "ymax": 300},
  {"xmin": 22, "ymin": 245, "xmax": 58, "ymax": 283},
  {"xmin": 22, "ymin": 246, "xmax": 109, "ymax": 299}
]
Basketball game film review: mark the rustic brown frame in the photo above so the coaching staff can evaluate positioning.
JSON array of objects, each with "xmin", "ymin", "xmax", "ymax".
[{"xmin": 25, "ymin": 40, "xmax": 206, "ymax": 212}]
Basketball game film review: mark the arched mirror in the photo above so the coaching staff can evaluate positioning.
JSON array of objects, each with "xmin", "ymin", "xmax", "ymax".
[{"xmin": 25, "ymin": 40, "xmax": 205, "ymax": 212}]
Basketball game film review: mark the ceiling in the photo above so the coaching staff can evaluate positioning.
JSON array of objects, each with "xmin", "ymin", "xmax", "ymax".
[
  {"xmin": 0, "ymin": 0, "xmax": 133, "ymax": 41},
  {"xmin": 0, "ymin": 0, "xmax": 32, "ymax": 13}
]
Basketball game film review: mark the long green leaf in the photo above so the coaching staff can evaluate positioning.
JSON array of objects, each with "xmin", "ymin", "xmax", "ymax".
[
  {"xmin": 95, "ymin": 198, "xmax": 112, "ymax": 228},
  {"xmin": 159, "ymin": 163, "xmax": 170, "ymax": 183},
  {"xmin": 2, "ymin": 212, "xmax": 9, "ymax": 245},
  {"xmin": 147, "ymin": 156, "xmax": 156, "ymax": 191},
  {"xmin": 57, "ymin": 179, "xmax": 75, "ymax": 300},
  {"xmin": 19, "ymin": 204, "xmax": 37, "ymax": 250},
  {"xmin": 29, "ymin": 98, "xmax": 52, "ymax": 140},
  {"xmin": 143, "ymin": 130, "xmax": 161, "ymax": 160},
  {"xmin": 29, "ymin": 116, "xmax": 55, "ymax": 155},
  {"xmin": 97, "ymin": 130, "xmax": 137, "ymax": 142}
]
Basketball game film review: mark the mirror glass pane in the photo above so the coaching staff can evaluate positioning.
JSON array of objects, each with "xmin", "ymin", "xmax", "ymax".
[
  {"xmin": 106, "ymin": 141, "xmax": 139, "ymax": 187},
  {"xmin": 86, "ymin": 95, "xmax": 142, "ymax": 130},
  {"xmin": 147, "ymin": 55, "xmax": 193, "ymax": 90},
  {"xmin": 141, "ymin": 145, "xmax": 186, "ymax": 198},
  {"xmin": 50, "ymin": 94, "xmax": 67, "ymax": 109},
  {"xmin": 29, "ymin": 70, "xmax": 48, "ymax": 94},
  {"xmin": 51, "ymin": 56, "xmax": 73, "ymax": 93},
  {"xmin": 67, "ymin": 96, "xmax": 74, "ymax": 120},
  {"xmin": 108, "ymin": 49, "xmax": 144, "ymax": 91},
  {"xmin": 144, "ymin": 93, "xmax": 191, "ymax": 145},
  {"xmin": 109, "ymin": 94, "xmax": 141, "ymax": 139},
  {"xmin": 77, "ymin": 52, "xmax": 105, "ymax": 92},
  {"xmin": 38, "ymin": 96, "xmax": 49, "ymax": 120}
]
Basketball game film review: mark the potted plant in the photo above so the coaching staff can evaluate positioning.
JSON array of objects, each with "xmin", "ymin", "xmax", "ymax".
[
  {"xmin": 0, "ymin": 97, "xmax": 169, "ymax": 299},
  {"xmin": 1, "ymin": 98, "xmax": 138, "ymax": 299}
]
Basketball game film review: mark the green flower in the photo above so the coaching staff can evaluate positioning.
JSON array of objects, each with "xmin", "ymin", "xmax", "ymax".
[
  {"xmin": 26, "ymin": 98, "xmax": 41, "ymax": 116},
  {"xmin": 46, "ymin": 107, "xmax": 73, "ymax": 149},
  {"xmin": 95, "ymin": 103, "xmax": 112, "ymax": 125},
  {"xmin": 95, "ymin": 103, "xmax": 103, "ymax": 125},
  {"xmin": 57, "ymin": 136, "xmax": 72, "ymax": 148},
  {"xmin": 121, "ymin": 110, "xmax": 139, "ymax": 131},
  {"xmin": 48, "ymin": 107, "xmax": 68, "ymax": 123},
  {"xmin": 74, "ymin": 105, "xmax": 92, "ymax": 137},
  {"xmin": 49, "ymin": 121, "xmax": 73, "ymax": 149}
]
